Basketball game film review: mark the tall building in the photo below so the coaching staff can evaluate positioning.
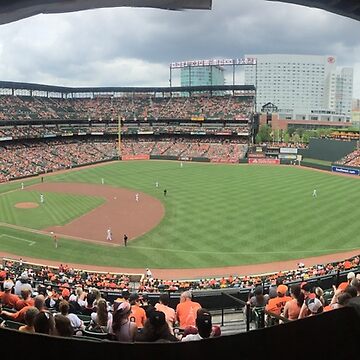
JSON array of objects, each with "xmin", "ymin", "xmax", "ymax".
[
  {"xmin": 244, "ymin": 54, "xmax": 353, "ymax": 118},
  {"xmin": 180, "ymin": 65, "xmax": 225, "ymax": 87}
]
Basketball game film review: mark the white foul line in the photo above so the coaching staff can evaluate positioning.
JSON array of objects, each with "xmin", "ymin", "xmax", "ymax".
[{"xmin": 0, "ymin": 234, "xmax": 36, "ymax": 246}]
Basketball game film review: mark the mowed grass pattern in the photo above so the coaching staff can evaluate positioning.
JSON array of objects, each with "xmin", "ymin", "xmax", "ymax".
[
  {"xmin": 1, "ymin": 161, "xmax": 360, "ymax": 269},
  {"xmin": 0, "ymin": 190, "xmax": 105, "ymax": 229}
]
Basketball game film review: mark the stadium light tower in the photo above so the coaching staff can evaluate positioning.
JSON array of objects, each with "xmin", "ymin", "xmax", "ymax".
[{"xmin": 118, "ymin": 115, "xmax": 122, "ymax": 160}]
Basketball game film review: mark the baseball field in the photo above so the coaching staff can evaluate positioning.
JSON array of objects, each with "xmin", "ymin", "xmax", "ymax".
[{"xmin": 0, "ymin": 160, "xmax": 360, "ymax": 276}]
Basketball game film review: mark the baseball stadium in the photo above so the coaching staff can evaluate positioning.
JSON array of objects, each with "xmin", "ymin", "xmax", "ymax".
[{"xmin": 1, "ymin": 0, "xmax": 360, "ymax": 357}]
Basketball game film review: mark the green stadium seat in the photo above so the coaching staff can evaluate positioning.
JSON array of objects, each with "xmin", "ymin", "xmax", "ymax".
[
  {"xmin": 77, "ymin": 314, "xmax": 91, "ymax": 325},
  {"xmin": 4, "ymin": 320, "xmax": 24, "ymax": 330},
  {"xmin": 252, "ymin": 307, "xmax": 265, "ymax": 329},
  {"xmin": 82, "ymin": 327, "xmax": 109, "ymax": 340}
]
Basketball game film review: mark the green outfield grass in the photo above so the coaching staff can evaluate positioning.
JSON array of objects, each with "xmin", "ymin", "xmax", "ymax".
[{"xmin": 1, "ymin": 161, "xmax": 360, "ymax": 269}]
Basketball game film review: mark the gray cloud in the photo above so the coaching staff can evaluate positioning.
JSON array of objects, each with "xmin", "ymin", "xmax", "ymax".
[{"xmin": 0, "ymin": 0, "xmax": 359, "ymax": 96}]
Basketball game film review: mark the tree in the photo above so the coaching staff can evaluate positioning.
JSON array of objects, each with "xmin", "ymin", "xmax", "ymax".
[
  {"xmin": 255, "ymin": 133, "xmax": 262, "ymax": 144},
  {"xmin": 257, "ymin": 124, "xmax": 272, "ymax": 142}
]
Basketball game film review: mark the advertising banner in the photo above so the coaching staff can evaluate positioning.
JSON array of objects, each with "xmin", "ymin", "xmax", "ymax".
[
  {"xmin": 210, "ymin": 158, "xmax": 238, "ymax": 163},
  {"xmin": 122, "ymin": 155, "xmax": 150, "ymax": 161},
  {"xmin": 248, "ymin": 158, "xmax": 280, "ymax": 165},
  {"xmin": 331, "ymin": 166, "xmax": 359, "ymax": 176},
  {"xmin": 248, "ymin": 153, "xmax": 265, "ymax": 158},
  {"xmin": 278, "ymin": 154, "xmax": 297, "ymax": 160},
  {"xmin": 280, "ymin": 147, "xmax": 298, "ymax": 154}
]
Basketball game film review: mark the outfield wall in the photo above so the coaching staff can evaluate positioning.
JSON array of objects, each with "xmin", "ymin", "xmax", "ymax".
[{"xmin": 299, "ymin": 138, "xmax": 357, "ymax": 162}]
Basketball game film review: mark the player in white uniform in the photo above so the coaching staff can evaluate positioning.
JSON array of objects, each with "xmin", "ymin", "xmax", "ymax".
[
  {"xmin": 106, "ymin": 228, "xmax": 112, "ymax": 241},
  {"xmin": 135, "ymin": 193, "xmax": 139, "ymax": 202},
  {"xmin": 40, "ymin": 193, "xmax": 44, "ymax": 203},
  {"xmin": 312, "ymin": 189, "xmax": 317, "ymax": 198}
]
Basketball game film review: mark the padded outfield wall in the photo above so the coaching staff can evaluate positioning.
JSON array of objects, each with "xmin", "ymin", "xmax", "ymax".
[{"xmin": 299, "ymin": 138, "xmax": 358, "ymax": 162}]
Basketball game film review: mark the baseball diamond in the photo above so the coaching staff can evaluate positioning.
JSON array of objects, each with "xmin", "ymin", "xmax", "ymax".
[{"xmin": 1, "ymin": 160, "xmax": 360, "ymax": 279}]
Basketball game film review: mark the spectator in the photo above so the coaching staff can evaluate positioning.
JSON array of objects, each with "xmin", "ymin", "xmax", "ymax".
[
  {"xmin": 135, "ymin": 310, "xmax": 178, "ymax": 342},
  {"xmin": 89, "ymin": 298, "xmax": 113, "ymax": 333},
  {"xmin": 155, "ymin": 293, "xmax": 176, "ymax": 334},
  {"xmin": 111, "ymin": 301, "xmax": 137, "ymax": 342},
  {"xmin": 305, "ymin": 297, "xmax": 324, "ymax": 316},
  {"xmin": 248, "ymin": 286, "xmax": 269, "ymax": 307},
  {"xmin": 175, "ymin": 290, "xmax": 202, "ymax": 330},
  {"xmin": 54, "ymin": 314, "xmax": 74, "ymax": 337},
  {"xmin": 34, "ymin": 311, "xmax": 55, "ymax": 335},
  {"xmin": 283, "ymin": 284, "xmax": 304, "ymax": 320},
  {"xmin": 265, "ymin": 284, "xmax": 292, "ymax": 325},
  {"xmin": 15, "ymin": 287, "xmax": 34, "ymax": 310},
  {"xmin": 14, "ymin": 271, "xmax": 32, "ymax": 296},
  {"xmin": 129, "ymin": 292, "xmax": 147, "ymax": 331},
  {"xmin": 0, "ymin": 294, "xmax": 46, "ymax": 323},
  {"xmin": 58, "ymin": 300, "xmax": 85, "ymax": 334},
  {"xmin": 0, "ymin": 280, "xmax": 19, "ymax": 308},
  {"xmin": 181, "ymin": 309, "xmax": 213, "ymax": 341},
  {"xmin": 18, "ymin": 307, "xmax": 39, "ymax": 333}
]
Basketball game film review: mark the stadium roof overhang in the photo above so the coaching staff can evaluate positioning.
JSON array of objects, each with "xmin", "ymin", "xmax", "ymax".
[
  {"xmin": 0, "ymin": 80, "xmax": 255, "ymax": 95},
  {"xmin": 268, "ymin": 0, "xmax": 360, "ymax": 22},
  {"xmin": 0, "ymin": 0, "xmax": 212, "ymax": 25},
  {"xmin": 0, "ymin": 1, "xmax": 359, "ymax": 25}
]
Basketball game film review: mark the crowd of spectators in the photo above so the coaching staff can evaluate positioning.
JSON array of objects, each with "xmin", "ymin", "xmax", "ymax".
[
  {"xmin": 0, "ymin": 138, "xmax": 117, "ymax": 182},
  {"xmin": 121, "ymin": 137, "xmax": 248, "ymax": 161},
  {"xmin": 336, "ymin": 149, "xmax": 360, "ymax": 167},
  {"xmin": 0, "ymin": 94, "xmax": 254, "ymax": 122},
  {"xmin": 0, "ymin": 136, "xmax": 249, "ymax": 182},
  {"xmin": 0, "ymin": 253, "xmax": 359, "ymax": 341}
]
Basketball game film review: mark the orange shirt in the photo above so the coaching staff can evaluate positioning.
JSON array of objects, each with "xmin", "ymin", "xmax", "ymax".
[
  {"xmin": 0, "ymin": 291, "xmax": 20, "ymax": 308},
  {"xmin": 265, "ymin": 296, "xmax": 292, "ymax": 316},
  {"xmin": 6, "ymin": 305, "xmax": 30, "ymax": 322},
  {"xmin": 155, "ymin": 303, "xmax": 176, "ymax": 333},
  {"xmin": 130, "ymin": 304, "xmax": 147, "ymax": 329},
  {"xmin": 175, "ymin": 300, "xmax": 201, "ymax": 329}
]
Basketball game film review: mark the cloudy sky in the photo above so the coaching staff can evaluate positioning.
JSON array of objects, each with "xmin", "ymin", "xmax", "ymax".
[{"xmin": 0, "ymin": 0, "xmax": 359, "ymax": 98}]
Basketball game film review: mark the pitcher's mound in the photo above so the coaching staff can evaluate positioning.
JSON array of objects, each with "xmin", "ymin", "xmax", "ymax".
[{"xmin": 15, "ymin": 202, "xmax": 39, "ymax": 209}]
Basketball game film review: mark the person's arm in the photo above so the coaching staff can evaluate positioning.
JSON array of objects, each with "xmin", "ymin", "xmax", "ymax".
[
  {"xmin": 329, "ymin": 285, "xmax": 342, "ymax": 306},
  {"xmin": 298, "ymin": 302, "xmax": 308, "ymax": 319},
  {"xmin": 130, "ymin": 322, "xmax": 138, "ymax": 342},
  {"xmin": 283, "ymin": 301, "xmax": 290, "ymax": 319}
]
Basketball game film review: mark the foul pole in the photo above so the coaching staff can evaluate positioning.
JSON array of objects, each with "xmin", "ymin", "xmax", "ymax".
[{"xmin": 118, "ymin": 115, "xmax": 121, "ymax": 160}]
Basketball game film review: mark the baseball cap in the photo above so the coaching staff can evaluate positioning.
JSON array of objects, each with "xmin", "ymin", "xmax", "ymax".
[
  {"xmin": 277, "ymin": 284, "xmax": 288, "ymax": 295},
  {"xmin": 211, "ymin": 325, "xmax": 221, "ymax": 337},
  {"xmin": 3, "ymin": 280, "xmax": 14, "ymax": 290},
  {"xmin": 183, "ymin": 325, "xmax": 198, "ymax": 336},
  {"xmin": 117, "ymin": 301, "xmax": 131, "ymax": 313},
  {"xmin": 129, "ymin": 292, "xmax": 139, "ymax": 302},
  {"xmin": 20, "ymin": 272, "xmax": 28, "ymax": 281},
  {"xmin": 196, "ymin": 311, "xmax": 212, "ymax": 328},
  {"xmin": 61, "ymin": 288, "xmax": 70, "ymax": 298},
  {"xmin": 149, "ymin": 311, "xmax": 166, "ymax": 327},
  {"xmin": 347, "ymin": 272, "xmax": 355, "ymax": 280},
  {"xmin": 306, "ymin": 298, "xmax": 323, "ymax": 313}
]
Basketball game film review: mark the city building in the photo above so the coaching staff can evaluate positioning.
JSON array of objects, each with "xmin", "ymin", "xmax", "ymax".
[
  {"xmin": 244, "ymin": 54, "xmax": 353, "ymax": 123},
  {"xmin": 352, "ymin": 98, "xmax": 360, "ymax": 125},
  {"xmin": 180, "ymin": 65, "xmax": 225, "ymax": 87}
]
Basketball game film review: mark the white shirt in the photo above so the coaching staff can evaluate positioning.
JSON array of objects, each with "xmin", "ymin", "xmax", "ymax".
[{"xmin": 181, "ymin": 333, "xmax": 203, "ymax": 342}]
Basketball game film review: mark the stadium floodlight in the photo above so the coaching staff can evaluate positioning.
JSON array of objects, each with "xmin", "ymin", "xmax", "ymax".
[{"xmin": 0, "ymin": 0, "xmax": 212, "ymax": 25}]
